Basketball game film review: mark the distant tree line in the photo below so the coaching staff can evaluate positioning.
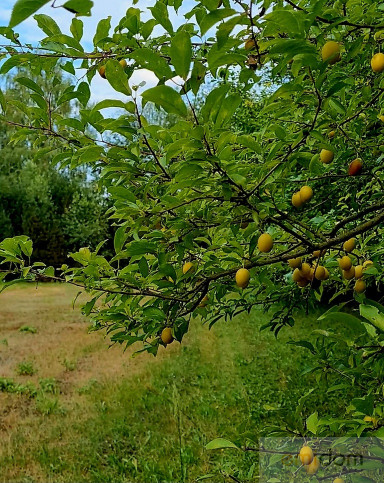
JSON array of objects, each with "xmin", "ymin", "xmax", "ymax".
[{"xmin": 0, "ymin": 69, "xmax": 113, "ymax": 266}]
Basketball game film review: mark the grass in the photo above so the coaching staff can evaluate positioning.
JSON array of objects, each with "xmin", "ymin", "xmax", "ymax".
[
  {"xmin": 16, "ymin": 361, "xmax": 37, "ymax": 376},
  {"xmin": 19, "ymin": 325, "xmax": 38, "ymax": 334},
  {"xmin": 0, "ymin": 284, "xmax": 355, "ymax": 483}
]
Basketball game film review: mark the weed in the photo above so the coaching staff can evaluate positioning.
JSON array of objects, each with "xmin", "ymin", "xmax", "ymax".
[
  {"xmin": 19, "ymin": 325, "xmax": 37, "ymax": 334},
  {"xmin": 0, "ymin": 377, "xmax": 37, "ymax": 397},
  {"xmin": 39, "ymin": 378, "xmax": 59, "ymax": 394},
  {"xmin": 35, "ymin": 395, "xmax": 63, "ymax": 416},
  {"xmin": 16, "ymin": 361, "xmax": 37, "ymax": 376},
  {"xmin": 62, "ymin": 358, "xmax": 77, "ymax": 372}
]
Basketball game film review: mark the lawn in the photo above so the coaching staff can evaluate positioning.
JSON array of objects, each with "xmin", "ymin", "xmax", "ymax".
[{"xmin": 0, "ymin": 283, "xmax": 350, "ymax": 483}]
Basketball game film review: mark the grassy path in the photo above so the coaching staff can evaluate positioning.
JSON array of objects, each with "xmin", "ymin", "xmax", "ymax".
[{"xmin": 0, "ymin": 284, "xmax": 330, "ymax": 482}]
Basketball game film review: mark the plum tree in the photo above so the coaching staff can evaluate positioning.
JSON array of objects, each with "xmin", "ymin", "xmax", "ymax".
[{"xmin": 0, "ymin": 0, "xmax": 384, "ymax": 480}]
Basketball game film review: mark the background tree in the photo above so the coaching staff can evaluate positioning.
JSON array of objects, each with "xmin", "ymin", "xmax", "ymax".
[{"xmin": 0, "ymin": 69, "xmax": 112, "ymax": 265}]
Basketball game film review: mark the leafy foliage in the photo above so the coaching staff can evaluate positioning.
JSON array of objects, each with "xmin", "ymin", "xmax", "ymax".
[{"xmin": 1, "ymin": 0, "xmax": 384, "ymax": 478}]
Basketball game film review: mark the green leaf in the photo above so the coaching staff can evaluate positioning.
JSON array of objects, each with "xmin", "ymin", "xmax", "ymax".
[
  {"xmin": 206, "ymin": 438, "xmax": 239, "ymax": 450},
  {"xmin": 114, "ymin": 226, "xmax": 127, "ymax": 254},
  {"xmin": 76, "ymin": 82, "xmax": 90, "ymax": 106},
  {"xmin": 34, "ymin": 14, "xmax": 61, "ymax": 36},
  {"xmin": 201, "ymin": 84, "xmax": 230, "ymax": 123},
  {"xmin": 93, "ymin": 16, "xmax": 111, "ymax": 47},
  {"xmin": 170, "ymin": 30, "xmax": 192, "ymax": 80},
  {"xmin": 9, "ymin": 0, "xmax": 51, "ymax": 28},
  {"xmin": 236, "ymin": 135, "xmax": 262, "ymax": 154},
  {"xmin": 149, "ymin": 2, "xmax": 174, "ymax": 35},
  {"xmin": 129, "ymin": 49, "xmax": 173, "ymax": 80},
  {"xmin": 306, "ymin": 411, "xmax": 318, "ymax": 435},
  {"xmin": 199, "ymin": 8, "xmax": 237, "ymax": 36},
  {"xmin": 124, "ymin": 241, "xmax": 158, "ymax": 257},
  {"xmin": 138, "ymin": 257, "xmax": 149, "ymax": 278},
  {"xmin": 15, "ymin": 77, "xmax": 44, "ymax": 96},
  {"xmin": 215, "ymin": 93, "xmax": 241, "ymax": 127},
  {"xmin": 351, "ymin": 394, "xmax": 374, "ymax": 415},
  {"xmin": 82, "ymin": 297, "xmax": 97, "ymax": 316},
  {"xmin": 0, "ymin": 54, "xmax": 34, "ymax": 74},
  {"xmin": 105, "ymin": 60, "xmax": 131, "ymax": 96},
  {"xmin": 319, "ymin": 311, "xmax": 363, "ymax": 331},
  {"xmin": 62, "ymin": 0, "xmax": 93, "ymax": 16},
  {"xmin": 70, "ymin": 18, "xmax": 83, "ymax": 42},
  {"xmin": 92, "ymin": 99, "xmax": 127, "ymax": 111},
  {"xmin": 0, "ymin": 89, "xmax": 6, "ymax": 113},
  {"xmin": 142, "ymin": 85, "xmax": 187, "ymax": 118},
  {"xmin": 288, "ymin": 340, "xmax": 316, "ymax": 354},
  {"xmin": 360, "ymin": 305, "xmax": 384, "ymax": 332}
]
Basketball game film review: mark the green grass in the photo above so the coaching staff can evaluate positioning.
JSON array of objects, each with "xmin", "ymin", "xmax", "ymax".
[
  {"xmin": 19, "ymin": 325, "xmax": 38, "ymax": 334},
  {"xmin": 0, "ymin": 288, "xmax": 358, "ymax": 483},
  {"xmin": 16, "ymin": 360, "xmax": 37, "ymax": 376}
]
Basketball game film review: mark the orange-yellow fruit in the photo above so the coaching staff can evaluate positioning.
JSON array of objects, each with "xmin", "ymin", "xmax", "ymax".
[
  {"xmin": 363, "ymin": 260, "xmax": 374, "ymax": 268},
  {"xmin": 199, "ymin": 295, "xmax": 209, "ymax": 308},
  {"xmin": 236, "ymin": 268, "xmax": 250, "ymax": 289},
  {"xmin": 314, "ymin": 266, "xmax": 326, "ymax": 280},
  {"xmin": 338, "ymin": 256, "xmax": 352, "ymax": 271},
  {"xmin": 379, "ymin": 115, "xmax": 384, "ymax": 122},
  {"xmin": 288, "ymin": 257, "xmax": 302, "ymax": 269},
  {"xmin": 328, "ymin": 130, "xmax": 335, "ymax": 138},
  {"xmin": 244, "ymin": 38, "xmax": 256, "ymax": 50},
  {"xmin": 354, "ymin": 279, "xmax": 366, "ymax": 293},
  {"xmin": 258, "ymin": 233, "xmax": 273, "ymax": 253},
  {"xmin": 321, "ymin": 41, "xmax": 341, "ymax": 64},
  {"xmin": 300, "ymin": 185, "xmax": 313, "ymax": 203},
  {"xmin": 323, "ymin": 267, "xmax": 330, "ymax": 280},
  {"xmin": 355, "ymin": 265, "xmax": 364, "ymax": 279},
  {"xmin": 348, "ymin": 158, "xmax": 363, "ymax": 176},
  {"xmin": 292, "ymin": 268, "xmax": 303, "ymax": 282},
  {"xmin": 343, "ymin": 266, "xmax": 355, "ymax": 280},
  {"xmin": 343, "ymin": 238, "xmax": 356, "ymax": 252},
  {"xmin": 299, "ymin": 446, "xmax": 314, "ymax": 466},
  {"xmin": 161, "ymin": 327, "xmax": 173, "ymax": 345},
  {"xmin": 333, "ymin": 479, "xmax": 344, "ymax": 483},
  {"xmin": 292, "ymin": 191, "xmax": 303, "ymax": 208},
  {"xmin": 299, "ymin": 262, "xmax": 311, "ymax": 279},
  {"xmin": 98, "ymin": 65, "xmax": 106, "ymax": 78},
  {"xmin": 297, "ymin": 279, "xmax": 309, "ymax": 287},
  {"xmin": 371, "ymin": 53, "xmax": 384, "ymax": 72},
  {"xmin": 312, "ymin": 250, "xmax": 324, "ymax": 258},
  {"xmin": 305, "ymin": 455, "xmax": 320, "ymax": 474},
  {"xmin": 119, "ymin": 59, "xmax": 127, "ymax": 68},
  {"xmin": 320, "ymin": 149, "xmax": 334, "ymax": 164},
  {"xmin": 183, "ymin": 261, "xmax": 195, "ymax": 274}
]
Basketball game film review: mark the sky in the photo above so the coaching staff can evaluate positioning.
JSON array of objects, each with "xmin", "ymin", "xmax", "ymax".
[{"xmin": 0, "ymin": 0, "xmax": 193, "ymax": 102}]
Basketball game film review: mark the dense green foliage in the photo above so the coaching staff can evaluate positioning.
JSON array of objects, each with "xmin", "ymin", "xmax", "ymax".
[
  {"xmin": 1, "ymin": 0, "xmax": 384, "ymax": 480},
  {"xmin": 0, "ymin": 74, "xmax": 112, "ymax": 265}
]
